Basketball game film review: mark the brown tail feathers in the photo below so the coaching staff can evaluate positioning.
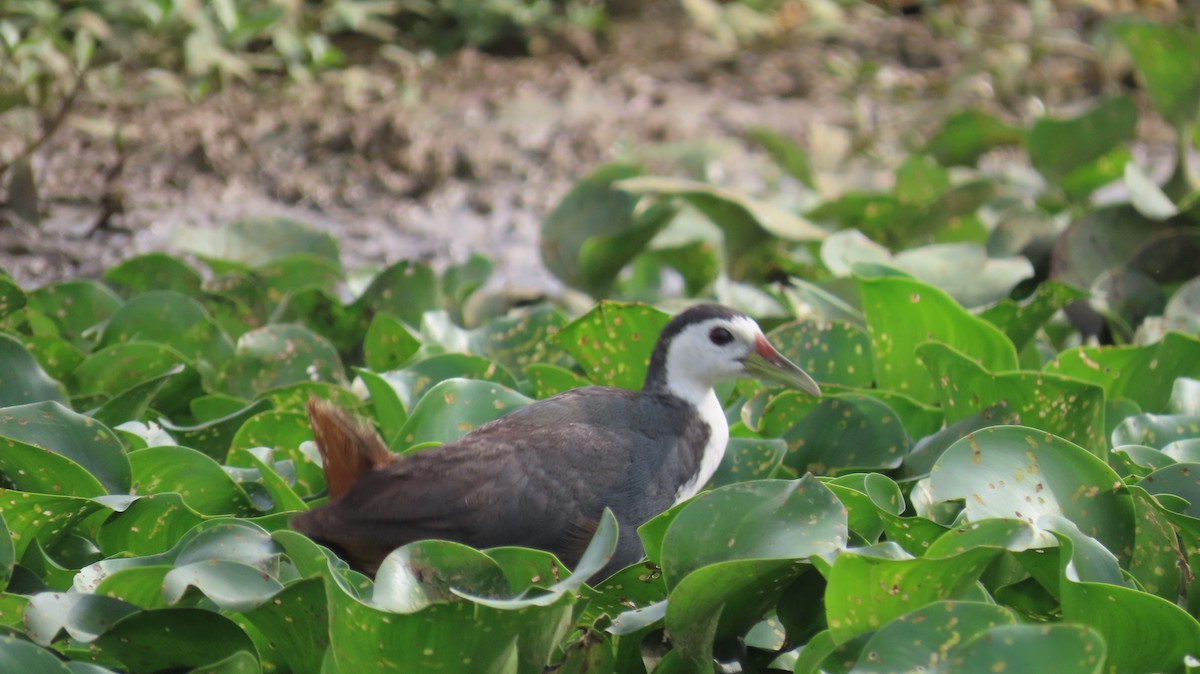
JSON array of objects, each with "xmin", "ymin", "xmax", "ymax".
[{"xmin": 306, "ymin": 398, "xmax": 394, "ymax": 500}]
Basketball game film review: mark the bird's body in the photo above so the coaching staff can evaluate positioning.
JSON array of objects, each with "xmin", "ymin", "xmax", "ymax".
[{"xmin": 291, "ymin": 304, "xmax": 820, "ymax": 579}]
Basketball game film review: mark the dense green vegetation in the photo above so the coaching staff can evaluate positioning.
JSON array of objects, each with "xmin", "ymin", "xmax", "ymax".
[{"xmin": 2, "ymin": 3, "xmax": 1200, "ymax": 674}]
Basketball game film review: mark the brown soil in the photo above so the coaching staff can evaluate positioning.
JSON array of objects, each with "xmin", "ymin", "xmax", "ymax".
[{"xmin": 0, "ymin": 1, "xmax": 1152, "ymax": 293}]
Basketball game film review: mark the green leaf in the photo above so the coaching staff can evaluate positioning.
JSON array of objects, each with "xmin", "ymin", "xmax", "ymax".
[
  {"xmin": 759, "ymin": 392, "xmax": 908, "ymax": 474},
  {"xmin": 540, "ymin": 162, "xmax": 673, "ymax": 297},
  {"xmin": 219, "ymin": 325, "xmax": 345, "ymax": 399},
  {"xmin": 0, "ymin": 633, "xmax": 78, "ymax": 673},
  {"xmin": 363, "ymin": 312, "xmax": 421, "ymax": 372},
  {"xmin": 163, "ymin": 560, "xmax": 283, "ymax": 611},
  {"xmin": 551, "ymin": 301, "xmax": 670, "ymax": 390},
  {"xmin": 129, "ymin": 445, "xmax": 254, "ymax": 516},
  {"xmin": 926, "ymin": 426, "xmax": 1134, "ymax": 557},
  {"xmin": 103, "ymin": 253, "xmax": 204, "ymax": 298},
  {"xmin": 26, "ymin": 281, "xmax": 123, "ymax": 348},
  {"xmin": 177, "ymin": 217, "xmax": 341, "ymax": 271},
  {"xmin": 919, "ymin": 341, "xmax": 1106, "ymax": 455},
  {"xmin": 857, "ymin": 270, "xmax": 1018, "ymax": 404},
  {"xmin": 72, "ymin": 342, "xmax": 200, "ymax": 407},
  {"xmin": 92, "ymin": 608, "xmax": 259, "ymax": 672},
  {"xmin": 978, "ymin": 280, "xmax": 1088, "ymax": 352},
  {"xmin": 745, "ymin": 126, "xmax": 814, "ymax": 188},
  {"xmin": 98, "ymin": 290, "xmax": 234, "ymax": 386},
  {"xmin": 240, "ymin": 578, "xmax": 327, "ymax": 674},
  {"xmin": 0, "ymin": 401, "xmax": 130, "ymax": 495},
  {"xmin": 393, "ymin": 378, "xmax": 531, "ymax": 450},
  {"xmin": 925, "ymin": 109, "xmax": 1025, "ymax": 167},
  {"xmin": 524, "ymin": 363, "xmax": 589, "ymax": 400},
  {"xmin": 1125, "ymin": 161, "xmax": 1179, "ymax": 221},
  {"xmin": 0, "ymin": 276, "xmax": 27, "ymax": 321},
  {"xmin": 467, "ymin": 306, "xmax": 571, "ymax": 373},
  {"xmin": 838, "ymin": 601, "xmax": 1018, "ymax": 672},
  {"xmin": 0, "ymin": 334, "xmax": 66, "ymax": 406},
  {"xmin": 1047, "ymin": 332, "xmax": 1200, "ymax": 413},
  {"xmin": 0, "ymin": 490, "xmax": 107, "ymax": 561},
  {"xmin": 1029, "ymin": 96, "xmax": 1137, "ymax": 185},
  {"xmin": 769, "ymin": 320, "xmax": 873, "ymax": 388},
  {"xmin": 1111, "ymin": 21, "xmax": 1200, "ymax": 130},
  {"xmin": 707, "ymin": 436, "xmax": 787, "ymax": 489},
  {"xmin": 95, "ymin": 494, "xmax": 206, "ymax": 557},
  {"xmin": 229, "ymin": 410, "xmax": 323, "ymax": 498},
  {"xmin": 91, "ymin": 365, "xmax": 183, "ymax": 428},
  {"xmin": 941, "ymin": 624, "xmax": 1105, "ymax": 674},
  {"xmin": 659, "ymin": 476, "xmax": 847, "ymax": 589},
  {"xmin": 379, "ymin": 353, "xmax": 519, "ymax": 414}
]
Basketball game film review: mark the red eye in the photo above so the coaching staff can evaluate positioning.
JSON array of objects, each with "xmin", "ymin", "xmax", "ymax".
[{"xmin": 709, "ymin": 327, "xmax": 734, "ymax": 346}]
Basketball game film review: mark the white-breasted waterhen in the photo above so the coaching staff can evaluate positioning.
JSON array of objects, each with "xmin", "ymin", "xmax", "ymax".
[{"xmin": 291, "ymin": 303, "xmax": 821, "ymax": 580}]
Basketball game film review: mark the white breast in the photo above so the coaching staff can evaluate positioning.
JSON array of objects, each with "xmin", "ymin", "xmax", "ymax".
[{"xmin": 673, "ymin": 390, "xmax": 729, "ymax": 504}]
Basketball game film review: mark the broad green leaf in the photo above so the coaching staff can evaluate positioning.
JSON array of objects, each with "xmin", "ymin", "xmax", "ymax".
[
  {"xmin": 926, "ymin": 426, "xmax": 1134, "ymax": 557},
  {"xmin": 1047, "ymin": 332, "xmax": 1200, "ymax": 413},
  {"xmin": 98, "ymin": 290, "xmax": 234, "ymax": 386},
  {"xmin": 255, "ymin": 253, "xmax": 343, "ymax": 302},
  {"xmin": 552, "ymin": 301, "xmax": 670, "ymax": 390},
  {"xmin": 0, "ymin": 490, "xmax": 106, "ymax": 560},
  {"xmin": 941, "ymin": 624, "xmax": 1104, "ymax": 674},
  {"xmin": 524, "ymin": 363, "xmax": 589, "ymax": 400},
  {"xmin": 25, "ymin": 592, "xmax": 140, "ymax": 645},
  {"xmin": 22, "ymin": 336, "xmax": 85, "ymax": 383},
  {"xmin": 925, "ymin": 109, "xmax": 1024, "ymax": 167},
  {"xmin": 72, "ymin": 343, "xmax": 201, "ymax": 415},
  {"xmin": 356, "ymin": 368, "xmax": 408, "ymax": 443},
  {"xmin": 979, "ymin": 280, "xmax": 1088, "ymax": 352},
  {"xmin": 393, "ymin": 378, "xmax": 531, "ymax": 450},
  {"xmin": 895, "ymin": 155, "xmax": 950, "ymax": 207},
  {"xmin": 0, "ymin": 334, "xmax": 66, "ymax": 405},
  {"xmin": 918, "ymin": 342, "xmax": 1106, "ymax": 454},
  {"xmin": 96, "ymin": 494, "xmax": 206, "ymax": 557},
  {"xmin": 177, "ymin": 217, "xmax": 340, "ymax": 270},
  {"xmin": 240, "ymin": 578, "xmax": 327, "ymax": 674},
  {"xmin": 102, "ymin": 253, "xmax": 204, "ymax": 298},
  {"xmin": 840, "ymin": 601, "xmax": 1018, "ymax": 673},
  {"xmin": 129, "ymin": 445, "xmax": 254, "ymax": 515},
  {"xmin": 769, "ymin": 320, "xmax": 873, "ymax": 388},
  {"xmin": 158, "ymin": 399, "xmax": 272, "ymax": 461},
  {"xmin": 1125, "ymin": 161, "xmax": 1179, "ymax": 221},
  {"xmin": 467, "ymin": 305, "xmax": 572, "ymax": 373},
  {"xmin": 1165, "ymin": 278, "xmax": 1200, "ymax": 335},
  {"xmin": 745, "ymin": 126, "xmax": 814, "ymax": 187},
  {"xmin": 92, "ymin": 608, "xmax": 259, "ymax": 673},
  {"xmin": 351, "ymin": 260, "xmax": 441, "ymax": 329},
  {"xmin": 219, "ymin": 324, "xmax": 345, "ymax": 400},
  {"xmin": 0, "ymin": 276, "xmax": 26, "ymax": 321},
  {"xmin": 0, "ymin": 401, "xmax": 129, "ymax": 495},
  {"xmin": 541, "ymin": 163, "xmax": 669, "ymax": 297},
  {"xmin": 1111, "ymin": 21, "xmax": 1200, "ymax": 130},
  {"xmin": 379, "ymin": 353, "xmax": 519, "ymax": 413},
  {"xmin": 857, "ymin": 269, "xmax": 1017, "ymax": 404},
  {"xmin": 26, "ymin": 281, "xmax": 123, "ymax": 348},
  {"xmin": 229, "ymin": 410, "xmax": 323, "ymax": 498},
  {"xmin": 707, "ymin": 436, "xmax": 787, "ymax": 489},
  {"xmin": 0, "ymin": 633, "xmax": 79, "ymax": 673},
  {"xmin": 0, "ymin": 513, "xmax": 11, "ymax": 590},
  {"xmin": 660, "ymin": 477, "xmax": 847, "ymax": 589},
  {"xmin": 759, "ymin": 392, "xmax": 908, "ymax": 475},
  {"xmin": 1170, "ymin": 377, "xmax": 1200, "ymax": 415},
  {"xmin": 363, "ymin": 312, "xmax": 421, "ymax": 372},
  {"xmin": 163, "ymin": 560, "xmax": 283, "ymax": 611},
  {"xmin": 442, "ymin": 253, "xmax": 493, "ymax": 321},
  {"xmin": 1029, "ymin": 95, "xmax": 1137, "ymax": 185}
]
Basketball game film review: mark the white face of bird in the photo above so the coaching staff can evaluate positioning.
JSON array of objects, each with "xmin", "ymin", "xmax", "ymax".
[{"xmin": 662, "ymin": 315, "xmax": 820, "ymax": 406}]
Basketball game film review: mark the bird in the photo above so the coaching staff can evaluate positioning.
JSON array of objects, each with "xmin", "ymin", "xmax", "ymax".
[{"xmin": 290, "ymin": 303, "xmax": 821, "ymax": 581}]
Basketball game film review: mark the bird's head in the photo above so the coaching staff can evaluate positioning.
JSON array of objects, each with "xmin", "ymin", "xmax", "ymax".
[{"xmin": 645, "ymin": 304, "xmax": 822, "ymax": 405}]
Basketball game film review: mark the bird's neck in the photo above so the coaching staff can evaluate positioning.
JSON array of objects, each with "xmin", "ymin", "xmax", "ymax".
[{"xmin": 673, "ymin": 387, "xmax": 729, "ymax": 503}]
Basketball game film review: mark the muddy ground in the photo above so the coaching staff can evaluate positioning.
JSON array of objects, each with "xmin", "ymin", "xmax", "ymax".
[{"xmin": 0, "ymin": 1, "xmax": 1162, "ymax": 294}]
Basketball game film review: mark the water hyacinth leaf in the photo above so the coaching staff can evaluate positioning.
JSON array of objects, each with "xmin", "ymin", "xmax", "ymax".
[
  {"xmin": 443, "ymin": 253, "xmax": 493, "ymax": 319},
  {"xmin": 255, "ymin": 253, "xmax": 344, "ymax": 301},
  {"xmin": 707, "ymin": 436, "xmax": 787, "ymax": 489},
  {"xmin": 98, "ymin": 290, "xmax": 234, "ymax": 380},
  {"xmin": 177, "ymin": 217, "xmax": 341, "ymax": 271},
  {"xmin": 745, "ymin": 126, "xmax": 814, "ymax": 187},
  {"xmin": 240, "ymin": 577, "xmax": 328, "ymax": 674},
  {"xmin": 1127, "ymin": 488, "xmax": 1182, "ymax": 600},
  {"xmin": 1170, "ymin": 378, "xmax": 1200, "ymax": 415},
  {"xmin": 128, "ymin": 445, "xmax": 254, "ymax": 516},
  {"xmin": 1111, "ymin": 20, "xmax": 1200, "ymax": 131},
  {"xmin": 363, "ymin": 312, "xmax": 421, "ymax": 372},
  {"xmin": 0, "ymin": 276, "xmax": 26, "ymax": 321},
  {"xmin": 92, "ymin": 565, "xmax": 174, "ymax": 609},
  {"xmin": 258, "ymin": 381, "xmax": 361, "ymax": 415},
  {"xmin": 102, "ymin": 252, "xmax": 204, "ymax": 298},
  {"xmin": 380, "ymin": 353, "xmax": 519, "ymax": 413},
  {"xmin": 927, "ymin": 426, "xmax": 1133, "ymax": 556},
  {"xmin": 72, "ymin": 342, "xmax": 200, "ymax": 407},
  {"xmin": 24, "ymin": 592, "xmax": 140, "ymax": 645},
  {"xmin": 978, "ymin": 280, "xmax": 1088, "ymax": 352},
  {"xmin": 820, "ymin": 230, "xmax": 891, "ymax": 279},
  {"xmin": 90, "ymin": 365, "xmax": 183, "ymax": 428},
  {"xmin": 229, "ymin": 410, "xmax": 323, "ymax": 498},
  {"xmin": 0, "ymin": 633, "xmax": 79, "ymax": 673},
  {"xmin": 895, "ymin": 155, "xmax": 950, "ymax": 207},
  {"xmin": 660, "ymin": 477, "xmax": 847, "ymax": 589},
  {"xmin": 235, "ymin": 447, "xmax": 308, "ymax": 514},
  {"xmin": 826, "ymin": 520, "xmax": 1034, "ymax": 643},
  {"xmin": 667, "ymin": 558, "xmax": 808, "ymax": 673},
  {"xmin": 524, "ymin": 363, "xmax": 589, "ymax": 400},
  {"xmin": 0, "ymin": 514, "xmax": 11, "ymax": 589},
  {"xmin": 855, "ymin": 389, "xmax": 943, "ymax": 440},
  {"xmin": 552, "ymin": 301, "xmax": 670, "ymax": 390},
  {"xmin": 1048, "ymin": 332, "xmax": 1200, "ymax": 413},
  {"xmin": 0, "ymin": 401, "xmax": 129, "ymax": 495},
  {"xmin": 1125, "ymin": 161, "xmax": 1179, "ymax": 221},
  {"xmin": 97, "ymin": 494, "xmax": 206, "ymax": 557},
  {"xmin": 23, "ymin": 335, "xmax": 85, "ymax": 384},
  {"xmin": 219, "ymin": 324, "xmax": 345, "ymax": 400},
  {"xmin": 394, "ymin": 378, "xmax": 531, "ymax": 450},
  {"xmin": 941, "ymin": 624, "xmax": 1105, "ymax": 674},
  {"xmin": 839, "ymin": 601, "xmax": 1018, "ymax": 673},
  {"xmin": 857, "ymin": 269, "xmax": 1017, "ymax": 405},
  {"xmin": 918, "ymin": 342, "xmax": 1105, "ymax": 455},
  {"xmin": 768, "ymin": 320, "xmax": 873, "ymax": 388},
  {"xmin": 0, "ymin": 334, "xmax": 66, "ymax": 406},
  {"xmin": 92, "ymin": 607, "xmax": 259, "ymax": 673},
  {"xmin": 158, "ymin": 399, "xmax": 271, "ymax": 461},
  {"xmin": 0, "ymin": 490, "xmax": 106, "ymax": 561},
  {"xmin": 540, "ymin": 162, "xmax": 669, "ymax": 297},
  {"xmin": 26, "ymin": 280, "xmax": 123, "ymax": 347},
  {"xmin": 356, "ymin": 368, "xmax": 408, "ymax": 443},
  {"xmin": 925, "ymin": 108, "xmax": 1024, "ymax": 167},
  {"xmin": 760, "ymin": 392, "xmax": 908, "ymax": 475},
  {"xmin": 352, "ymin": 260, "xmax": 441, "ymax": 329},
  {"xmin": 163, "ymin": 560, "xmax": 284, "ymax": 611},
  {"xmin": 467, "ymin": 306, "xmax": 572, "ymax": 373},
  {"xmin": 1028, "ymin": 95, "xmax": 1137, "ymax": 186}
]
